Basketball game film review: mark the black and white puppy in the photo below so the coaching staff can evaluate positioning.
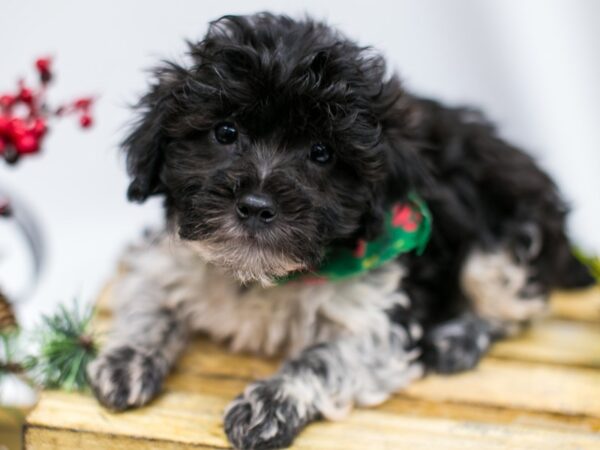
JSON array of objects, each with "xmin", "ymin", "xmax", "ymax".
[{"xmin": 87, "ymin": 13, "xmax": 594, "ymax": 449}]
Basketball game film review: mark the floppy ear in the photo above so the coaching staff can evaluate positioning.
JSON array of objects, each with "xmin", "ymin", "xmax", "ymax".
[
  {"xmin": 123, "ymin": 65, "xmax": 186, "ymax": 203},
  {"xmin": 360, "ymin": 77, "xmax": 429, "ymax": 240},
  {"xmin": 379, "ymin": 78, "xmax": 430, "ymax": 193},
  {"xmin": 360, "ymin": 192, "xmax": 386, "ymax": 241},
  {"xmin": 360, "ymin": 141, "xmax": 427, "ymax": 241}
]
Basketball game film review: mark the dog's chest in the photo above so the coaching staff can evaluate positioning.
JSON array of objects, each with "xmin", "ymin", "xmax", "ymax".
[
  {"xmin": 186, "ymin": 263, "xmax": 408, "ymax": 357},
  {"xmin": 118, "ymin": 235, "xmax": 408, "ymax": 357}
]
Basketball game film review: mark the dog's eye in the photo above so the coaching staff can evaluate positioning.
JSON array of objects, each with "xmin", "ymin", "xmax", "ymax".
[
  {"xmin": 214, "ymin": 122, "xmax": 238, "ymax": 144},
  {"xmin": 309, "ymin": 143, "xmax": 333, "ymax": 164}
]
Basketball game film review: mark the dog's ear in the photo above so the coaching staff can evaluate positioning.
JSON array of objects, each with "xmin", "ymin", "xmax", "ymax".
[
  {"xmin": 360, "ymin": 193, "xmax": 386, "ymax": 241},
  {"xmin": 123, "ymin": 64, "xmax": 186, "ymax": 203},
  {"xmin": 378, "ymin": 77, "xmax": 430, "ymax": 192},
  {"xmin": 360, "ymin": 77, "xmax": 429, "ymax": 240}
]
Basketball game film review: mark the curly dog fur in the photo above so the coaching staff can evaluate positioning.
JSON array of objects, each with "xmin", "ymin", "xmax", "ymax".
[{"xmin": 87, "ymin": 13, "xmax": 594, "ymax": 449}]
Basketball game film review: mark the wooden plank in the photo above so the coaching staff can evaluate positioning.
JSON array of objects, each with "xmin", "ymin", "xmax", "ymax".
[
  {"xmin": 26, "ymin": 389, "xmax": 230, "ymax": 448},
  {"xmin": 24, "ymin": 426, "xmax": 221, "ymax": 450},
  {"xmin": 490, "ymin": 319, "xmax": 600, "ymax": 368},
  {"xmin": 25, "ymin": 414, "xmax": 600, "ymax": 450},
  {"xmin": 1, "ymin": 406, "xmax": 30, "ymax": 450},
  {"xmin": 550, "ymin": 287, "xmax": 600, "ymax": 322},
  {"xmin": 0, "ymin": 406, "xmax": 29, "ymax": 430},
  {"xmin": 26, "ymin": 347, "xmax": 600, "ymax": 441},
  {"xmin": 292, "ymin": 412, "xmax": 600, "ymax": 450},
  {"xmin": 404, "ymin": 358, "xmax": 600, "ymax": 420},
  {"xmin": 24, "ymin": 281, "xmax": 600, "ymax": 449},
  {"xmin": 25, "ymin": 373, "xmax": 600, "ymax": 450},
  {"xmin": 167, "ymin": 360, "xmax": 600, "ymax": 427}
]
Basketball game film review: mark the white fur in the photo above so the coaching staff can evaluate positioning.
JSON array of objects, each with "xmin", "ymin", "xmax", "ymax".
[
  {"xmin": 460, "ymin": 246, "xmax": 548, "ymax": 328},
  {"xmin": 108, "ymin": 231, "xmax": 424, "ymax": 427},
  {"xmin": 116, "ymin": 232, "xmax": 411, "ymax": 358}
]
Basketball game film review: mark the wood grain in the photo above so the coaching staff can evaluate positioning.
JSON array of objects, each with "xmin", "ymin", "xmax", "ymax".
[
  {"xmin": 490, "ymin": 319, "xmax": 600, "ymax": 368},
  {"xmin": 25, "ymin": 369, "xmax": 600, "ymax": 450},
  {"xmin": 1, "ymin": 406, "xmax": 30, "ymax": 450},
  {"xmin": 550, "ymin": 287, "xmax": 600, "ymax": 322},
  {"xmin": 24, "ymin": 282, "xmax": 600, "ymax": 449}
]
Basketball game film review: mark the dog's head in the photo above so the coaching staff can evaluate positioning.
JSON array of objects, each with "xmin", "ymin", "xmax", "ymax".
[{"xmin": 123, "ymin": 13, "xmax": 424, "ymax": 284}]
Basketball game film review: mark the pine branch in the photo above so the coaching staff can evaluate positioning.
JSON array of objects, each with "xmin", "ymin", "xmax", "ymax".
[
  {"xmin": 27, "ymin": 301, "xmax": 98, "ymax": 391},
  {"xmin": 0, "ymin": 361, "xmax": 24, "ymax": 374}
]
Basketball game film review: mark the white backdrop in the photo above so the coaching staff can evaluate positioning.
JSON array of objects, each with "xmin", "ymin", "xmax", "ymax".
[{"xmin": 1, "ymin": 0, "xmax": 599, "ymax": 325}]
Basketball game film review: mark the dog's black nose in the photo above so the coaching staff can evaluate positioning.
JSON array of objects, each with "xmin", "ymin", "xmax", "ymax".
[{"xmin": 236, "ymin": 193, "xmax": 277, "ymax": 224}]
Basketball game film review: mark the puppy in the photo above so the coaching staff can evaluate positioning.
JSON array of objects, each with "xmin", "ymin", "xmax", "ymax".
[{"xmin": 87, "ymin": 13, "xmax": 594, "ymax": 449}]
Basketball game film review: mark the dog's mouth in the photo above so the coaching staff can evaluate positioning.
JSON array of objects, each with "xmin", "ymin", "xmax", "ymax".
[
  {"xmin": 186, "ymin": 236, "xmax": 307, "ymax": 286},
  {"xmin": 177, "ymin": 204, "xmax": 323, "ymax": 285}
]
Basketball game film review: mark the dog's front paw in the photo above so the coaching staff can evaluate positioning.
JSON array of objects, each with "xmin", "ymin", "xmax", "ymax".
[
  {"xmin": 87, "ymin": 346, "xmax": 165, "ymax": 411},
  {"xmin": 224, "ymin": 379, "xmax": 313, "ymax": 450},
  {"xmin": 423, "ymin": 317, "xmax": 491, "ymax": 374}
]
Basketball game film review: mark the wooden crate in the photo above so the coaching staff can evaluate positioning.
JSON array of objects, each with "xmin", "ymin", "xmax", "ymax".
[
  {"xmin": 23, "ymin": 284, "xmax": 600, "ymax": 449},
  {"xmin": 1, "ymin": 407, "xmax": 30, "ymax": 450}
]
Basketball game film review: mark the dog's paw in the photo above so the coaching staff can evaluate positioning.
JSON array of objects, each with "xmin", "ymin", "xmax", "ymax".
[
  {"xmin": 224, "ymin": 379, "xmax": 312, "ymax": 450},
  {"xmin": 423, "ymin": 317, "xmax": 491, "ymax": 374},
  {"xmin": 86, "ymin": 346, "xmax": 165, "ymax": 411}
]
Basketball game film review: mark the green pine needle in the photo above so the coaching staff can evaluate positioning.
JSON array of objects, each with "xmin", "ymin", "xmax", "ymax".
[
  {"xmin": 28, "ymin": 301, "xmax": 98, "ymax": 391},
  {"xmin": 0, "ymin": 330, "xmax": 24, "ymax": 381}
]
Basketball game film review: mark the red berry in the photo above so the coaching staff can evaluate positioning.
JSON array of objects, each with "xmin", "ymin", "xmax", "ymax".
[
  {"xmin": 8, "ymin": 117, "xmax": 27, "ymax": 140},
  {"xmin": 31, "ymin": 118, "xmax": 48, "ymax": 137},
  {"xmin": 19, "ymin": 87, "xmax": 34, "ymax": 104},
  {"xmin": 0, "ymin": 137, "xmax": 6, "ymax": 153},
  {"xmin": 79, "ymin": 114, "xmax": 93, "ymax": 128},
  {"xmin": 35, "ymin": 57, "xmax": 52, "ymax": 74},
  {"xmin": 0, "ymin": 116, "xmax": 10, "ymax": 135},
  {"xmin": 8, "ymin": 118, "xmax": 27, "ymax": 139},
  {"xmin": 15, "ymin": 133, "xmax": 39, "ymax": 154},
  {"xmin": 0, "ymin": 95, "xmax": 15, "ymax": 109},
  {"xmin": 36, "ymin": 58, "xmax": 53, "ymax": 83},
  {"xmin": 74, "ymin": 98, "xmax": 93, "ymax": 110}
]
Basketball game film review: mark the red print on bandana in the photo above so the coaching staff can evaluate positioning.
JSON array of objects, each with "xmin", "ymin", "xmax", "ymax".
[{"xmin": 392, "ymin": 204, "xmax": 421, "ymax": 232}]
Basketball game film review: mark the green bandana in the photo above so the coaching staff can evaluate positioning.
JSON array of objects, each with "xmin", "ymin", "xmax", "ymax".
[{"xmin": 281, "ymin": 193, "xmax": 432, "ymax": 284}]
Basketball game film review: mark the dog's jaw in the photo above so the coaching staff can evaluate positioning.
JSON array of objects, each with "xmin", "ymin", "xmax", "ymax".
[{"xmin": 187, "ymin": 238, "xmax": 306, "ymax": 286}]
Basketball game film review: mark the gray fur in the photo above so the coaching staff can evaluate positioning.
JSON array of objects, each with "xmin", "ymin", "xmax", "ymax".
[
  {"xmin": 90, "ymin": 13, "xmax": 591, "ymax": 449},
  {"xmin": 460, "ymin": 246, "xmax": 548, "ymax": 336},
  {"xmin": 87, "ymin": 232, "xmax": 551, "ymax": 448}
]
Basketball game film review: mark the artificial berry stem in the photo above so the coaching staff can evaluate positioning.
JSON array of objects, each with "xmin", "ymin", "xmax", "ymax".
[{"xmin": 0, "ymin": 57, "xmax": 95, "ymax": 165}]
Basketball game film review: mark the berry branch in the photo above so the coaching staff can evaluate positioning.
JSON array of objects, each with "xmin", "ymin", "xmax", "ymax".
[{"xmin": 0, "ymin": 57, "xmax": 95, "ymax": 165}]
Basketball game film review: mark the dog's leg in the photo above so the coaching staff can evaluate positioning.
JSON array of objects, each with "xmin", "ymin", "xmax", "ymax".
[
  {"xmin": 422, "ymin": 313, "xmax": 492, "ymax": 374},
  {"xmin": 460, "ymin": 245, "xmax": 549, "ymax": 335},
  {"xmin": 224, "ymin": 322, "xmax": 423, "ymax": 449},
  {"xmin": 87, "ymin": 303, "xmax": 189, "ymax": 411},
  {"xmin": 420, "ymin": 241, "xmax": 550, "ymax": 375},
  {"xmin": 87, "ymin": 236, "xmax": 195, "ymax": 411}
]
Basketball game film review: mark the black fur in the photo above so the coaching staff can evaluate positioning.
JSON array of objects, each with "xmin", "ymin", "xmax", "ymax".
[
  {"xmin": 121, "ymin": 12, "xmax": 595, "ymax": 447},
  {"xmin": 225, "ymin": 380, "xmax": 313, "ymax": 450},
  {"xmin": 124, "ymin": 12, "xmax": 592, "ymax": 291},
  {"xmin": 422, "ymin": 314, "xmax": 492, "ymax": 374},
  {"xmin": 124, "ymin": 13, "xmax": 425, "ymax": 276}
]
